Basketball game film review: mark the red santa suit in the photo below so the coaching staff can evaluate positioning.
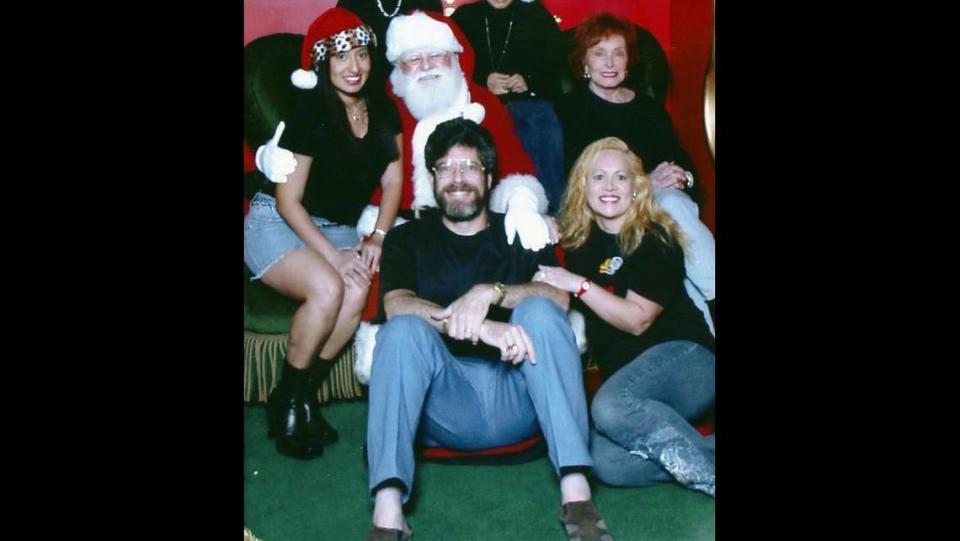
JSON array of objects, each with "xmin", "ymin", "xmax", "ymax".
[{"xmin": 356, "ymin": 10, "xmax": 548, "ymax": 235}]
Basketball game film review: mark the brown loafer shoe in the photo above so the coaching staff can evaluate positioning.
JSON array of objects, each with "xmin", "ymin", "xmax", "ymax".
[
  {"xmin": 560, "ymin": 500, "xmax": 614, "ymax": 541},
  {"xmin": 366, "ymin": 521, "xmax": 412, "ymax": 541}
]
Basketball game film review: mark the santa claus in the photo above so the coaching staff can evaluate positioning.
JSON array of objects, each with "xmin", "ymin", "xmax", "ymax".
[{"xmin": 258, "ymin": 10, "xmax": 552, "ymax": 252}]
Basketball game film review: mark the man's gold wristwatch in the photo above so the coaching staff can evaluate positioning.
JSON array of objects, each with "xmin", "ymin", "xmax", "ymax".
[{"xmin": 492, "ymin": 282, "xmax": 507, "ymax": 306}]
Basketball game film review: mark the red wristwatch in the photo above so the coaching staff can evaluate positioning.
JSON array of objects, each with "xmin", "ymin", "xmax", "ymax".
[{"xmin": 574, "ymin": 279, "xmax": 592, "ymax": 299}]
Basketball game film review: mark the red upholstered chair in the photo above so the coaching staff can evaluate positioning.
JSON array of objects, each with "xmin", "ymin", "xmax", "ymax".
[
  {"xmin": 420, "ymin": 433, "xmax": 547, "ymax": 465},
  {"xmin": 363, "ymin": 433, "xmax": 547, "ymax": 470}
]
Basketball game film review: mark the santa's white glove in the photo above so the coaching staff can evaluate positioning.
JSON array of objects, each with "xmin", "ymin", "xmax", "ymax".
[
  {"xmin": 504, "ymin": 186, "xmax": 550, "ymax": 251},
  {"xmin": 254, "ymin": 121, "xmax": 297, "ymax": 184}
]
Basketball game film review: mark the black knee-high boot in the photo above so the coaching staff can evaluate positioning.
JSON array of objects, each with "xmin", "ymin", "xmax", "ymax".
[{"xmin": 266, "ymin": 360, "xmax": 332, "ymax": 459}]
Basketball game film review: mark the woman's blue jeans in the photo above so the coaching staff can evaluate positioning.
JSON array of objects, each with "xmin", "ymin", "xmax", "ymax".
[{"xmin": 590, "ymin": 340, "xmax": 716, "ymax": 496}]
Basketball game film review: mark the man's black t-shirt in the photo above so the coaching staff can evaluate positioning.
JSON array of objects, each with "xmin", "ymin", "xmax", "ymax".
[
  {"xmin": 565, "ymin": 223, "xmax": 714, "ymax": 379},
  {"xmin": 379, "ymin": 212, "xmax": 558, "ymax": 359},
  {"xmin": 262, "ymin": 92, "xmax": 401, "ymax": 225}
]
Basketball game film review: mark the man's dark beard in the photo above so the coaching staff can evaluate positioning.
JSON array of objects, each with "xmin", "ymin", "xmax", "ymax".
[{"xmin": 436, "ymin": 183, "xmax": 488, "ymax": 222}]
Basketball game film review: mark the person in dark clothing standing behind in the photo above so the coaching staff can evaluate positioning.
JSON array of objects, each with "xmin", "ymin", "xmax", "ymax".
[{"xmin": 452, "ymin": 0, "xmax": 567, "ymax": 213}]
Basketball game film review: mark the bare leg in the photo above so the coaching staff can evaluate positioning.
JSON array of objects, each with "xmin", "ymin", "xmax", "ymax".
[
  {"xmin": 261, "ymin": 247, "xmax": 343, "ymax": 368},
  {"xmin": 318, "ymin": 274, "xmax": 370, "ymax": 359}
]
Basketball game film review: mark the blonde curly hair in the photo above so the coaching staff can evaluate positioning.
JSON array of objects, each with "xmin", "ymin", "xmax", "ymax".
[{"xmin": 557, "ymin": 137, "xmax": 684, "ymax": 256}]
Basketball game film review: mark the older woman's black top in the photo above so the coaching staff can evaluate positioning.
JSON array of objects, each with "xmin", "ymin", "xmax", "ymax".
[{"xmin": 556, "ymin": 82, "xmax": 695, "ymax": 176}]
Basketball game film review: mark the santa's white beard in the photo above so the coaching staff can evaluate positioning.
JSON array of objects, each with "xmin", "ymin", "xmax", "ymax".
[{"xmin": 391, "ymin": 65, "xmax": 467, "ymax": 120}]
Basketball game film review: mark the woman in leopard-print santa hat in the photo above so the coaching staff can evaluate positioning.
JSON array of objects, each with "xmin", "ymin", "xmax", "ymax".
[{"xmin": 245, "ymin": 7, "xmax": 405, "ymax": 460}]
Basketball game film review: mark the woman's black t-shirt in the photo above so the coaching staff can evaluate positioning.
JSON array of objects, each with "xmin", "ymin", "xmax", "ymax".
[
  {"xmin": 565, "ymin": 223, "xmax": 714, "ymax": 379},
  {"xmin": 263, "ymin": 92, "xmax": 401, "ymax": 225}
]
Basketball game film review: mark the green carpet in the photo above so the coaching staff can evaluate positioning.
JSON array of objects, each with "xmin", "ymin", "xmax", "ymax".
[{"xmin": 244, "ymin": 401, "xmax": 714, "ymax": 540}]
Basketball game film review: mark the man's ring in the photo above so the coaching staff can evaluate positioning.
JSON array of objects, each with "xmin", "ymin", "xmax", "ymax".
[{"xmin": 507, "ymin": 344, "xmax": 518, "ymax": 354}]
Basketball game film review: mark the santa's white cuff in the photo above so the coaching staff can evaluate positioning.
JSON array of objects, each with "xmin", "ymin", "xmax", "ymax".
[
  {"xmin": 353, "ymin": 322, "xmax": 379, "ymax": 384},
  {"xmin": 355, "ymin": 205, "xmax": 408, "ymax": 238},
  {"xmin": 489, "ymin": 174, "xmax": 548, "ymax": 214}
]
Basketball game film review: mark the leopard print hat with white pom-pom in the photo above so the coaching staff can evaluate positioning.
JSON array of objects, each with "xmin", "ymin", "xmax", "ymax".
[{"xmin": 291, "ymin": 7, "xmax": 377, "ymax": 90}]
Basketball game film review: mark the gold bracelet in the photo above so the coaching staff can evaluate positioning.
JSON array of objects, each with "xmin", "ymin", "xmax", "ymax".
[{"xmin": 492, "ymin": 282, "xmax": 507, "ymax": 306}]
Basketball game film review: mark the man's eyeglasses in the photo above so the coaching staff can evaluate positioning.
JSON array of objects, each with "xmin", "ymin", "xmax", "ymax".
[
  {"xmin": 432, "ymin": 159, "xmax": 486, "ymax": 180},
  {"xmin": 399, "ymin": 50, "xmax": 451, "ymax": 70}
]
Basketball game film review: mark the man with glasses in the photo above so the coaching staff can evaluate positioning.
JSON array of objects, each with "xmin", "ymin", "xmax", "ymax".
[{"xmin": 363, "ymin": 118, "xmax": 613, "ymax": 541}]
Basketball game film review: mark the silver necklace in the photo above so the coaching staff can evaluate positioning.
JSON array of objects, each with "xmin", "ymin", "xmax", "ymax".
[
  {"xmin": 375, "ymin": 0, "xmax": 402, "ymax": 18},
  {"xmin": 348, "ymin": 102, "xmax": 367, "ymax": 121},
  {"xmin": 484, "ymin": 14, "xmax": 514, "ymax": 72}
]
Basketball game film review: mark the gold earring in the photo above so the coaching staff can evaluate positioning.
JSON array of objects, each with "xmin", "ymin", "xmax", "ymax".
[
  {"xmin": 583, "ymin": 67, "xmax": 590, "ymax": 79},
  {"xmin": 632, "ymin": 192, "xmax": 638, "ymax": 199}
]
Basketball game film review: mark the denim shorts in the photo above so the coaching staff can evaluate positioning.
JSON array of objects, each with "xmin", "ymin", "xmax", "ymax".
[{"xmin": 244, "ymin": 192, "xmax": 361, "ymax": 280}]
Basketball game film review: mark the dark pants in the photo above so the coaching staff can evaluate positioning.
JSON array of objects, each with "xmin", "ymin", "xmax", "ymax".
[{"xmin": 506, "ymin": 99, "xmax": 566, "ymax": 214}]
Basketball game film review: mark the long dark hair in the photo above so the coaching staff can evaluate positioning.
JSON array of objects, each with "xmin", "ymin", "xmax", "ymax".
[{"xmin": 311, "ymin": 48, "xmax": 399, "ymax": 161}]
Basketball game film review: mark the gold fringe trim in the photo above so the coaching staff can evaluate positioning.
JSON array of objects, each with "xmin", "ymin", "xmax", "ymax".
[
  {"xmin": 243, "ymin": 526, "xmax": 262, "ymax": 541},
  {"xmin": 243, "ymin": 331, "xmax": 363, "ymax": 404}
]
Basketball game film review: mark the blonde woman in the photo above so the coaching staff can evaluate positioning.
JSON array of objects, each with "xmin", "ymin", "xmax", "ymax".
[{"xmin": 535, "ymin": 137, "xmax": 715, "ymax": 496}]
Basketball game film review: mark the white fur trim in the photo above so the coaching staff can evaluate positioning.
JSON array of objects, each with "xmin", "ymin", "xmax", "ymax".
[
  {"xmin": 385, "ymin": 11, "xmax": 464, "ymax": 64},
  {"xmin": 408, "ymin": 97, "xmax": 484, "ymax": 209},
  {"xmin": 460, "ymin": 102, "xmax": 485, "ymax": 124},
  {"xmin": 353, "ymin": 322, "xmax": 379, "ymax": 385},
  {"xmin": 355, "ymin": 204, "xmax": 409, "ymax": 236},
  {"xmin": 290, "ymin": 69, "xmax": 318, "ymax": 89},
  {"xmin": 488, "ymin": 174, "xmax": 548, "ymax": 214},
  {"xmin": 568, "ymin": 309, "xmax": 588, "ymax": 354},
  {"xmin": 355, "ymin": 205, "xmax": 379, "ymax": 238}
]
